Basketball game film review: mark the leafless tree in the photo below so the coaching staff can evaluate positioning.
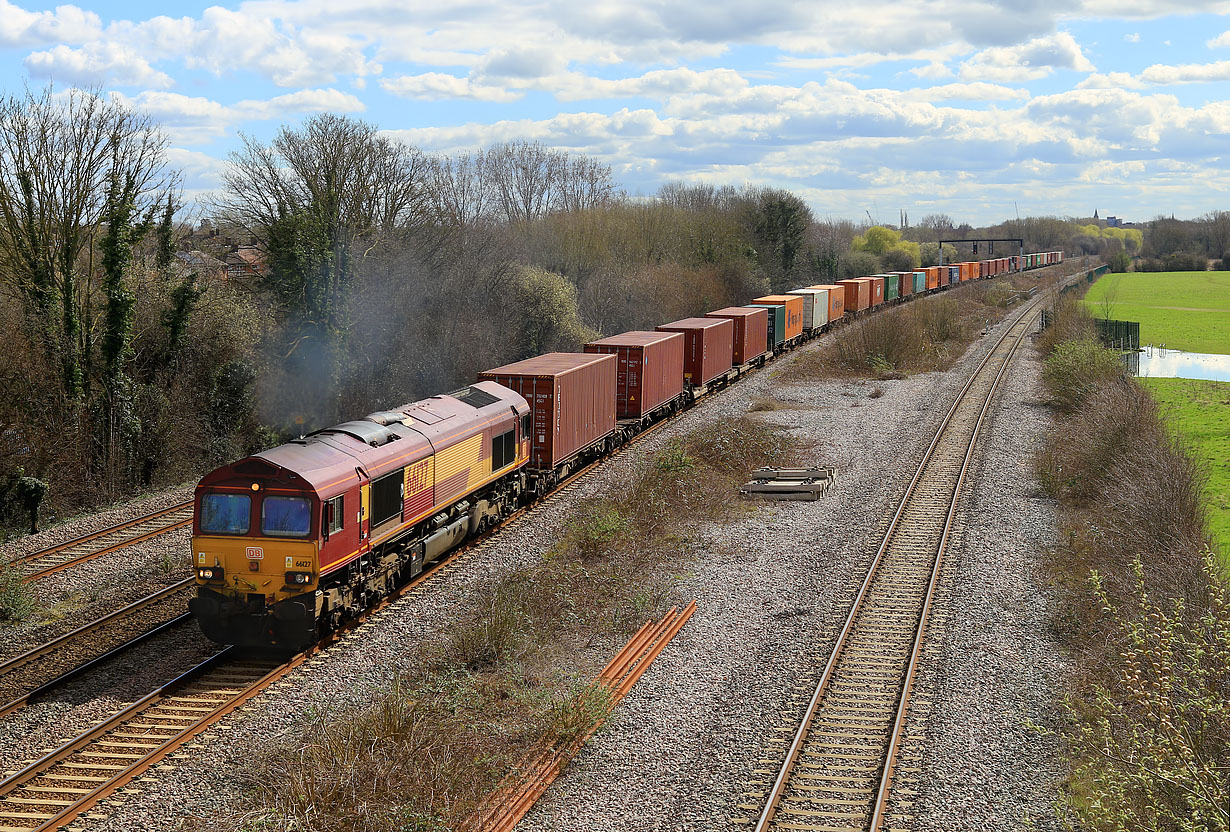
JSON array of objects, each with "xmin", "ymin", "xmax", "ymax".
[
  {"xmin": 482, "ymin": 140, "xmax": 616, "ymax": 224},
  {"xmin": 0, "ymin": 85, "xmax": 172, "ymax": 399},
  {"xmin": 424, "ymin": 151, "xmax": 496, "ymax": 228},
  {"xmin": 218, "ymin": 113, "xmax": 428, "ymax": 247}
]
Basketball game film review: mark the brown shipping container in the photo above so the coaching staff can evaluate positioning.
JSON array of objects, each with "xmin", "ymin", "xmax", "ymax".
[
  {"xmin": 707, "ymin": 306, "xmax": 768, "ymax": 366},
  {"xmin": 980, "ymin": 260, "xmax": 990, "ymax": 278},
  {"xmin": 894, "ymin": 271, "xmax": 915, "ymax": 297},
  {"xmin": 584, "ymin": 331, "xmax": 684, "ymax": 419},
  {"xmin": 656, "ymin": 317, "xmax": 734, "ymax": 386},
  {"xmin": 752, "ymin": 295, "xmax": 804, "ymax": 340},
  {"xmin": 807, "ymin": 285, "xmax": 847, "ymax": 320},
  {"xmin": 863, "ymin": 276, "xmax": 885, "ymax": 307},
  {"xmin": 836, "ymin": 279, "xmax": 869, "ymax": 311},
  {"xmin": 478, "ymin": 352, "xmax": 616, "ymax": 470}
]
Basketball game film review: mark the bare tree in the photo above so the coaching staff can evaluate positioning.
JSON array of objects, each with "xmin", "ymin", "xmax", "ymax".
[
  {"xmin": 219, "ymin": 113, "xmax": 427, "ymax": 242},
  {"xmin": 484, "ymin": 140, "xmax": 565, "ymax": 224},
  {"xmin": 424, "ymin": 151, "xmax": 496, "ymax": 228},
  {"xmin": 0, "ymin": 85, "xmax": 171, "ymax": 399}
]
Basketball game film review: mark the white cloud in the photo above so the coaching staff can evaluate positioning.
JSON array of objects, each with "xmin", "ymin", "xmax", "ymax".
[
  {"xmin": 1210, "ymin": 30, "xmax": 1230, "ymax": 48},
  {"xmin": 1077, "ymin": 71, "xmax": 1145, "ymax": 89},
  {"xmin": 24, "ymin": 42, "xmax": 174, "ymax": 88},
  {"xmin": 1125, "ymin": 33, "xmax": 1140, "ymax": 42},
  {"xmin": 380, "ymin": 73, "xmax": 522, "ymax": 102},
  {"xmin": 1139, "ymin": 60, "xmax": 1230, "ymax": 84},
  {"xmin": 111, "ymin": 88, "xmax": 365, "ymax": 143},
  {"xmin": 961, "ymin": 32, "xmax": 1096, "ymax": 82},
  {"xmin": 0, "ymin": 0, "xmax": 99, "ymax": 47},
  {"xmin": 913, "ymin": 82, "xmax": 1030, "ymax": 101}
]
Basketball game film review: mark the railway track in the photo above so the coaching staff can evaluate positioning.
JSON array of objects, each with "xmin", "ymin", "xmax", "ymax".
[
  {"xmin": 0, "ymin": 580, "xmax": 194, "ymax": 718},
  {"xmin": 0, "ymin": 395, "xmax": 685, "ymax": 830},
  {"xmin": 749, "ymin": 296, "xmax": 1045, "ymax": 832},
  {"xmin": 11, "ymin": 501, "xmax": 193, "ymax": 583}
]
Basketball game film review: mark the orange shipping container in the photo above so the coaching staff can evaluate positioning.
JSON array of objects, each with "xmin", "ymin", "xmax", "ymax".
[
  {"xmin": 807, "ymin": 285, "xmax": 847, "ymax": 320},
  {"xmin": 752, "ymin": 295, "xmax": 805, "ymax": 341},
  {"xmin": 925, "ymin": 267, "xmax": 940, "ymax": 290},
  {"xmin": 836, "ymin": 279, "xmax": 869, "ymax": 311}
]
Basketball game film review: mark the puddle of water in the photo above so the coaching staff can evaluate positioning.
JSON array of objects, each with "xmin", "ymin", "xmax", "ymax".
[{"xmin": 1129, "ymin": 347, "xmax": 1230, "ymax": 382}]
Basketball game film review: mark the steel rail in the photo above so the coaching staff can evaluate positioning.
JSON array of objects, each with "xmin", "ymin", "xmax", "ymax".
[
  {"xmin": 14, "ymin": 501, "xmax": 194, "ymax": 583},
  {"xmin": 752, "ymin": 288, "xmax": 1054, "ymax": 832}
]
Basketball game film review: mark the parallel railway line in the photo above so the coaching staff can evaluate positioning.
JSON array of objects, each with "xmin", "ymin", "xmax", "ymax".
[
  {"xmin": 749, "ymin": 293, "xmax": 1048, "ymax": 832},
  {"xmin": 0, "ymin": 580, "xmax": 194, "ymax": 719},
  {"xmin": 0, "ymin": 394, "xmax": 684, "ymax": 831},
  {"xmin": 10, "ymin": 502, "xmax": 193, "ymax": 583}
]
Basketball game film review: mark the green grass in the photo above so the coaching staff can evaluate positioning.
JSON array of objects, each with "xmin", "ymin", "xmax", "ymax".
[
  {"xmin": 1139, "ymin": 378, "xmax": 1230, "ymax": 560},
  {"xmin": 1084, "ymin": 272, "xmax": 1230, "ymax": 354}
]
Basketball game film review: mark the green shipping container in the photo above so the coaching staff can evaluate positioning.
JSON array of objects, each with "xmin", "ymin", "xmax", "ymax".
[
  {"xmin": 913, "ymin": 271, "xmax": 926, "ymax": 293},
  {"xmin": 749, "ymin": 303, "xmax": 785, "ymax": 347},
  {"xmin": 879, "ymin": 273, "xmax": 899, "ymax": 300}
]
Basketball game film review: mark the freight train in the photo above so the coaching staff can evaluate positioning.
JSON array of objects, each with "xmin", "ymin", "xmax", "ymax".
[{"xmin": 190, "ymin": 251, "xmax": 1063, "ymax": 649}]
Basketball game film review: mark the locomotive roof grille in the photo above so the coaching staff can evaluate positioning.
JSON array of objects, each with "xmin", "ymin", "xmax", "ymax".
[
  {"xmin": 310, "ymin": 420, "xmax": 400, "ymax": 448},
  {"xmin": 449, "ymin": 386, "xmax": 501, "ymax": 409}
]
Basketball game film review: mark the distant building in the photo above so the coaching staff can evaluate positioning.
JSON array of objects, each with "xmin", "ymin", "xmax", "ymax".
[
  {"xmin": 1105, "ymin": 216, "xmax": 1123, "ymax": 227},
  {"xmin": 174, "ymin": 250, "xmax": 226, "ymax": 281},
  {"xmin": 225, "ymin": 245, "xmax": 267, "ymax": 281}
]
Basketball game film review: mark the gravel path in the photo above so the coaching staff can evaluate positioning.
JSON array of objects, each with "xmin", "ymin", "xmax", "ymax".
[{"xmin": 56, "ymin": 298, "xmax": 1051, "ymax": 832}]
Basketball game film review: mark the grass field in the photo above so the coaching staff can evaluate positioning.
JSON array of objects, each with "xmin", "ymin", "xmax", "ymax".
[
  {"xmin": 1139, "ymin": 378, "xmax": 1230, "ymax": 560},
  {"xmin": 1084, "ymin": 272, "xmax": 1230, "ymax": 354}
]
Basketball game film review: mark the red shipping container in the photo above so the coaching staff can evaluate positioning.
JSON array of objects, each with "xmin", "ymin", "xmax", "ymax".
[
  {"xmin": 707, "ymin": 307, "xmax": 768, "ymax": 365},
  {"xmin": 584, "ymin": 331, "xmax": 684, "ymax": 419},
  {"xmin": 836, "ymin": 279, "xmax": 869, "ymax": 311},
  {"xmin": 656, "ymin": 317, "xmax": 734, "ymax": 386},
  {"xmin": 980, "ymin": 260, "xmax": 990, "ymax": 278},
  {"xmin": 893, "ymin": 271, "xmax": 915, "ymax": 297},
  {"xmin": 806, "ymin": 285, "xmax": 846, "ymax": 320},
  {"xmin": 478, "ymin": 353, "xmax": 616, "ymax": 470}
]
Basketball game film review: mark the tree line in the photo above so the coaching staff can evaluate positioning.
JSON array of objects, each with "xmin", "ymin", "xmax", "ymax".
[{"xmin": 0, "ymin": 84, "xmax": 1201, "ymax": 531}]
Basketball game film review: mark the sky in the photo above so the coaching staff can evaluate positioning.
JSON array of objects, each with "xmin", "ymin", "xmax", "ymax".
[{"xmin": 2, "ymin": 0, "xmax": 1229, "ymax": 225}]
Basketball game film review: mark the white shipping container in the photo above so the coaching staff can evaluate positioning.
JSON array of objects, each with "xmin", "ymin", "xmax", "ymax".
[{"xmin": 788, "ymin": 288, "xmax": 829, "ymax": 330}]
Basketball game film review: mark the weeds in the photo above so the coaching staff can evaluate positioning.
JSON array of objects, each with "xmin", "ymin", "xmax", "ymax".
[
  {"xmin": 0, "ymin": 564, "xmax": 33, "ymax": 622},
  {"xmin": 1036, "ymin": 310, "xmax": 1228, "ymax": 830},
  {"xmin": 222, "ymin": 417, "xmax": 800, "ymax": 832}
]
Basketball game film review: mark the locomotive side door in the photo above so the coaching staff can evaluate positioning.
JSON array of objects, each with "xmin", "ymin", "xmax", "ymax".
[{"xmin": 357, "ymin": 467, "xmax": 370, "ymax": 540}]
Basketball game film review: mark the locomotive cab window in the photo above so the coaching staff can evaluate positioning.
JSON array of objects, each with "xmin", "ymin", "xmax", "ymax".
[
  {"xmin": 492, "ymin": 429, "xmax": 515, "ymax": 469},
  {"xmin": 521, "ymin": 413, "xmax": 531, "ymax": 437},
  {"xmin": 261, "ymin": 496, "xmax": 311, "ymax": 537},
  {"xmin": 200, "ymin": 493, "xmax": 250, "ymax": 535},
  {"xmin": 322, "ymin": 494, "xmax": 344, "ymax": 539}
]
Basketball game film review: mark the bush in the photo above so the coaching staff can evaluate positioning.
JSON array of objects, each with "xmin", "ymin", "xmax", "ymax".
[
  {"xmin": 839, "ymin": 250, "xmax": 879, "ymax": 279},
  {"xmin": 880, "ymin": 247, "xmax": 918, "ymax": 271},
  {"xmin": 1108, "ymin": 250, "xmax": 1131, "ymax": 273},
  {"xmin": 1041, "ymin": 338, "xmax": 1123, "ymax": 412},
  {"xmin": 0, "ymin": 565, "xmax": 34, "ymax": 622}
]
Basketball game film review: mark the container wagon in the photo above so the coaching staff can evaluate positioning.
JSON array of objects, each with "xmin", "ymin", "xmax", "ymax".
[
  {"xmin": 584, "ymin": 331, "xmax": 684, "ymax": 428},
  {"xmin": 837, "ymin": 279, "xmax": 870, "ymax": 312},
  {"xmin": 707, "ymin": 306, "xmax": 768, "ymax": 367},
  {"xmin": 806, "ymin": 285, "xmax": 847, "ymax": 321},
  {"xmin": 478, "ymin": 352, "xmax": 617, "ymax": 490},
  {"xmin": 656, "ymin": 316, "xmax": 735, "ymax": 392},
  {"xmin": 752, "ymin": 295, "xmax": 805, "ymax": 344},
  {"xmin": 786, "ymin": 288, "xmax": 829, "ymax": 331}
]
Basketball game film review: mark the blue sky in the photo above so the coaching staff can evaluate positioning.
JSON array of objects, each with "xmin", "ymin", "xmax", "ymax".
[{"xmin": 2, "ymin": 0, "xmax": 1229, "ymax": 224}]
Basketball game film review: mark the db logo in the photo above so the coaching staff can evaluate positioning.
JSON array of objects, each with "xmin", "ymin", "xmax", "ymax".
[{"xmin": 245, "ymin": 547, "xmax": 264, "ymax": 560}]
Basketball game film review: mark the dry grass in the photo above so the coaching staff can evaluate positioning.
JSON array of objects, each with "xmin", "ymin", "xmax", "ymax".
[
  {"xmin": 1035, "ymin": 328, "xmax": 1229, "ymax": 828},
  {"xmin": 208, "ymin": 417, "xmax": 800, "ymax": 832},
  {"xmin": 782, "ymin": 273, "xmax": 1063, "ymax": 383}
]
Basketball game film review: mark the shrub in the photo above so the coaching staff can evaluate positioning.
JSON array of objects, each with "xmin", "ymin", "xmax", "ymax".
[
  {"xmin": 839, "ymin": 250, "xmax": 879, "ymax": 279},
  {"xmin": 880, "ymin": 247, "xmax": 918, "ymax": 272},
  {"xmin": 1041, "ymin": 338, "xmax": 1123, "ymax": 412},
  {"xmin": 0, "ymin": 565, "xmax": 34, "ymax": 622},
  {"xmin": 1107, "ymin": 249, "xmax": 1131, "ymax": 273}
]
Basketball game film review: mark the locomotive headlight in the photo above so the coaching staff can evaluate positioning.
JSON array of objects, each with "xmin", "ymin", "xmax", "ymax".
[
  {"xmin": 197, "ymin": 566, "xmax": 224, "ymax": 580},
  {"xmin": 285, "ymin": 571, "xmax": 313, "ymax": 586}
]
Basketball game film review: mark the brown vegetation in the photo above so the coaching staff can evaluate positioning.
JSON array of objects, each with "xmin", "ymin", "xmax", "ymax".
[
  {"xmin": 1034, "ymin": 293, "xmax": 1228, "ymax": 830},
  {"xmin": 210, "ymin": 417, "xmax": 800, "ymax": 832}
]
